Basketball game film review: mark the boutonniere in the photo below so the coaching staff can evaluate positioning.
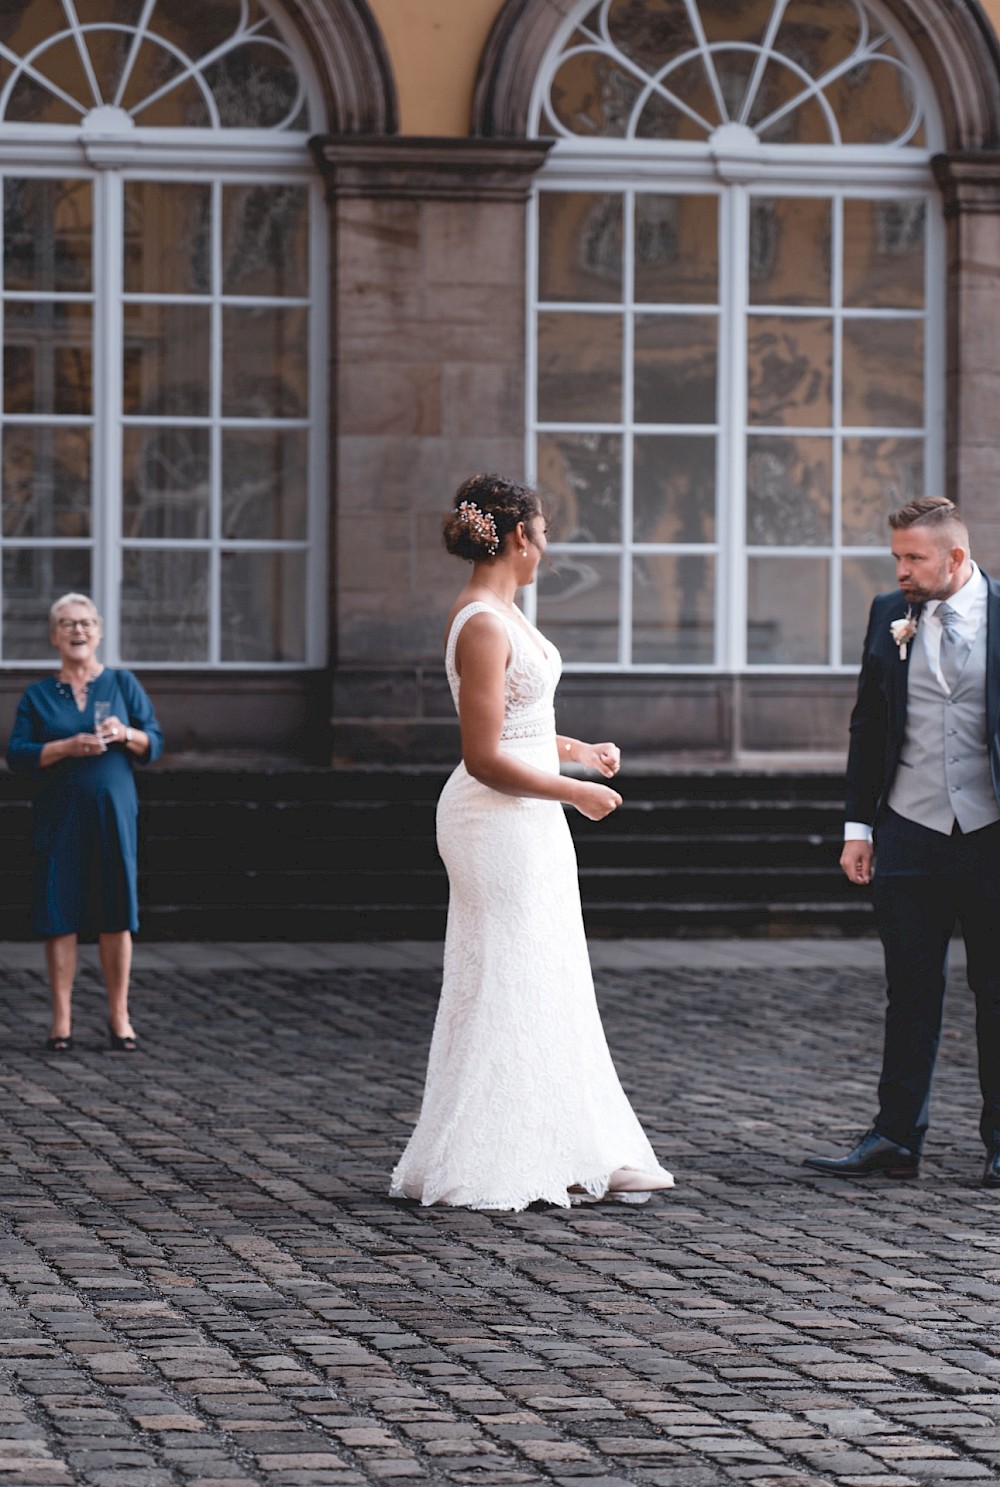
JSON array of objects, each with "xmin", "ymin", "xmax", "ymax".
[{"xmin": 890, "ymin": 607, "xmax": 918, "ymax": 660}]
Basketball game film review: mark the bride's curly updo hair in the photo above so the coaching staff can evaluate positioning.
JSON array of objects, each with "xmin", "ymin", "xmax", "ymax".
[{"xmin": 443, "ymin": 473, "xmax": 540, "ymax": 563}]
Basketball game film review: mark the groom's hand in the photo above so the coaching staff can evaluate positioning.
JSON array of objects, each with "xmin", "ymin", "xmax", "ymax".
[{"xmin": 840, "ymin": 839, "xmax": 873, "ymax": 885}]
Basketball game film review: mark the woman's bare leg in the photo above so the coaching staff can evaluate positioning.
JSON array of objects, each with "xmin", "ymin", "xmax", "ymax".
[
  {"xmin": 99, "ymin": 931, "xmax": 134, "ymax": 1038},
  {"xmin": 45, "ymin": 934, "xmax": 78, "ymax": 1039}
]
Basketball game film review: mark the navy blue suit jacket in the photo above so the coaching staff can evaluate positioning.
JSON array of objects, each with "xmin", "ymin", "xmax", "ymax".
[{"xmin": 844, "ymin": 576, "xmax": 1000, "ymax": 828}]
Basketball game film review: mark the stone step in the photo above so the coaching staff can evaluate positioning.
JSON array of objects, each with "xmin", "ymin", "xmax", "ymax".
[{"xmin": 0, "ymin": 766, "xmax": 858, "ymax": 939}]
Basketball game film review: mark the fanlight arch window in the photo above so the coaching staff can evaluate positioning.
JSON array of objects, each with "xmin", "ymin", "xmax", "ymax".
[
  {"xmin": 0, "ymin": 0, "xmax": 326, "ymax": 667},
  {"xmin": 527, "ymin": 0, "xmax": 944, "ymax": 672},
  {"xmin": 536, "ymin": 0, "xmax": 925, "ymax": 146},
  {"xmin": 0, "ymin": 0, "xmax": 310, "ymax": 130}
]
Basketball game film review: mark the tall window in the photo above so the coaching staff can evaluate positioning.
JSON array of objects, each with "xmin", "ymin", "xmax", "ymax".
[
  {"xmin": 527, "ymin": 0, "xmax": 943, "ymax": 672},
  {"xmin": 0, "ymin": 1, "xmax": 326, "ymax": 666}
]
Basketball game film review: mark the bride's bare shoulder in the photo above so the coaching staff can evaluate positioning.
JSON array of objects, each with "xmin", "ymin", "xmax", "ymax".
[{"xmin": 444, "ymin": 593, "xmax": 506, "ymax": 648}]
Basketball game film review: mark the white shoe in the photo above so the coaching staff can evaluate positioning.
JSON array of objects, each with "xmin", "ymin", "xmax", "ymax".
[{"xmin": 608, "ymin": 1165, "xmax": 674, "ymax": 1193}]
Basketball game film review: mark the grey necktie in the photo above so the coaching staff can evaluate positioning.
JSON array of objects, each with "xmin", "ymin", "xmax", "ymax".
[{"xmin": 937, "ymin": 602, "xmax": 970, "ymax": 691}]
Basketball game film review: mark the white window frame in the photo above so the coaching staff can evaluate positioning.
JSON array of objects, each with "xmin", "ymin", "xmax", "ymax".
[
  {"xmin": 523, "ymin": 0, "xmax": 946, "ymax": 675},
  {"xmin": 0, "ymin": 1, "xmax": 328, "ymax": 670}
]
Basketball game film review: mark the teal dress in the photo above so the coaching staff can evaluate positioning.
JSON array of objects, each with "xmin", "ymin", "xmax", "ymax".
[{"xmin": 7, "ymin": 668, "xmax": 164, "ymax": 937}]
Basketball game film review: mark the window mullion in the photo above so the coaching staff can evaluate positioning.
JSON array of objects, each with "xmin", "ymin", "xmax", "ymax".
[
  {"xmin": 523, "ymin": 187, "xmax": 540, "ymax": 627},
  {"xmin": 306, "ymin": 176, "xmax": 327, "ymax": 668},
  {"xmin": 722, "ymin": 183, "xmax": 748, "ymax": 672},
  {"xmin": 925, "ymin": 187, "xmax": 946, "ymax": 503},
  {"xmin": 95, "ymin": 168, "xmax": 123, "ymax": 663},
  {"xmin": 0, "ymin": 177, "xmax": 5, "ymax": 661},
  {"xmin": 831, "ymin": 193, "xmax": 844, "ymax": 667},
  {"xmin": 209, "ymin": 177, "xmax": 222, "ymax": 665},
  {"xmin": 620, "ymin": 187, "xmax": 634, "ymax": 666}
]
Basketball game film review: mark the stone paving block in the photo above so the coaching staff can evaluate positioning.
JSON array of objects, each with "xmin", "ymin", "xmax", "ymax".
[{"xmin": 4, "ymin": 952, "xmax": 1000, "ymax": 1486}]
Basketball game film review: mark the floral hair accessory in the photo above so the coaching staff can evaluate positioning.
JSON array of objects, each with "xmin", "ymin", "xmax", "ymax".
[
  {"xmin": 456, "ymin": 500, "xmax": 499, "ymax": 556},
  {"xmin": 890, "ymin": 606, "xmax": 918, "ymax": 660}
]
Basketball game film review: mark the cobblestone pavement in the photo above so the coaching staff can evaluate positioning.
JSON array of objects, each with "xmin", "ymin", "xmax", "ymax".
[{"xmin": 1, "ymin": 937, "xmax": 1000, "ymax": 1487}]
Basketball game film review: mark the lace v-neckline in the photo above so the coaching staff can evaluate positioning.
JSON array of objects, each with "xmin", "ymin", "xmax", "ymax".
[{"xmin": 450, "ymin": 600, "xmax": 550, "ymax": 665}]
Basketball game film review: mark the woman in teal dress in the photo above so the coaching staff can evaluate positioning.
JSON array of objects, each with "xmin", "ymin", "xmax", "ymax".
[{"xmin": 7, "ymin": 593, "xmax": 164, "ymax": 1053}]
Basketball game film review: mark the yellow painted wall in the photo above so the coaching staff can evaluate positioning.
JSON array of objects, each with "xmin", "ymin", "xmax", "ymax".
[{"xmin": 368, "ymin": 0, "xmax": 506, "ymax": 136}]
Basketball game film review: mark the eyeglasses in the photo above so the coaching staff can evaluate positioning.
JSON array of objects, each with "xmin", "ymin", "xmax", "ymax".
[{"xmin": 57, "ymin": 618, "xmax": 97, "ymax": 632}]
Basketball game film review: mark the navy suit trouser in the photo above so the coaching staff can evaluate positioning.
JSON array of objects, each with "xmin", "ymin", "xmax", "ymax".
[{"xmin": 872, "ymin": 807, "xmax": 1000, "ymax": 1154}]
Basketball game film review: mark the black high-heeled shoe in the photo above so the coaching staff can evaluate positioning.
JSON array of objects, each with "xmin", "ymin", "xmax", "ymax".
[
  {"xmin": 46, "ymin": 1034, "xmax": 73, "ymax": 1052},
  {"xmin": 108, "ymin": 1025, "xmax": 137, "ymax": 1052}
]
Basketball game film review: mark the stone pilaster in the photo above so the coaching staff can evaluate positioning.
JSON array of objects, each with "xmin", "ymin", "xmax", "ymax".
[
  {"xmin": 932, "ymin": 152, "xmax": 1000, "ymax": 571},
  {"xmin": 312, "ymin": 137, "xmax": 552, "ymax": 762}
]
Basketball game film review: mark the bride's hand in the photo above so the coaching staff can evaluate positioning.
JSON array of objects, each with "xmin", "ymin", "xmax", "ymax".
[
  {"xmin": 578, "ymin": 741, "xmax": 620, "ymax": 778},
  {"xmin": 571, "ymin": 781, "xmax": 622, "ymax": 821}
]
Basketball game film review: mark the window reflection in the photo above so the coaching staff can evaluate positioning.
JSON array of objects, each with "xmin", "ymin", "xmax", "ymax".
[
  {"xmin": 634, "ymin": 195, "xmax": 718, "ymax": 305},
  {"xmin": 3, "ymin": 547, "xmax": 90, "ymax": 661},
  {"xmin": 221, "ymin": 550, "xmax": 307, "ymax": 662},
  {"xmin": 120, "ymin": 549, "xmax": 210, "ymax": 662},
  {"xmin": 222, "ymin": 429, "xmax": 307, "ymax": 542},
  {"xmin": 633, "ymin": 435, "xmax": 715, "ymax": 544},
  {"xmin": 537, "ymin": 312, "xmax": 622, "ymax": 424},
  {"xmin": 633, "ymin": 554, "xmax": 715, "ymax": 664},
  {"xmin": 634, "ymin": 313, "xmax": 717, "ymax": 424},
  {"xmin": 123, "ymin": 303, "xmax": 210, "ymax": 417},
  {"xmin": 122, "ymin": 428, "xmax": 211, "ymax": 541},
  {"xmin": 221, "ymin": 306, "xmax": 308, "ymax": 418},
  {"xmin": 746, "ymin": 436, "xmax": 831, "ymax": 546},
  {"xmin": 844, "ymin": 199, "xmax": 924, "ymax": 309},
  {"xmin": 3, "ymin": 426, "xmax": 91, "ymax": 539},
  {"xmin": 4, "ymin": 302, "xmax": 92, "ymax": 415},
  {"xmin": 842, "ymin": 437, "xmax": 924, "ymax": 545},
  {"xmin": 124, "ymin": 182, "xmax": 211, "ymax": 295},
  {"xmin": 4, "ymin": 177, "xmax": 91, "ymax": 293},
  {"xmin": 747, "ymin": 316, "xmax": 832, "ymax": 427},
  {"xmin": 537, "ymin": 432, "xmax": 621, "ymax": 544},
  {"xmin": 537, "ymin": 553, "xmax": 620, "ymax": 664},
  {"xmin": 538, "ymin": 192, "xmax": 622, "ymax": 304},
  {"xmin": 223, "ymin": 185, "xmax": 310, "ymax": 298},
  {"xmin": 842, "ymin": 555, "xmax": 897, "ymax": 663},
  {"xmin": 747, "ymin": 557, "xmax": 829, "ymax": 665},
  {"xmin": 842, "ymin": 319, "xmax": 923, "ymax": 427},
  {"xmin": 749, "ymin": 198, "xmax": 831, "ymax": 307}
]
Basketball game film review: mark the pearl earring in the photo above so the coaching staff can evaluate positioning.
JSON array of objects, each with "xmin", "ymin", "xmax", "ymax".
[{"xmin": 520, "ymin": 548, "xmax": 527, "ymax": 557}]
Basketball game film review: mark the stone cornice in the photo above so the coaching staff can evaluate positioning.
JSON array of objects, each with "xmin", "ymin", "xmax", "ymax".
[
  {"xmin": 310, "ymin": 136, "xmax": 554, "ymax": 202},
  {"xmin": 933, "ymin": 151, "xmax": 1000, "ymax": 214}
]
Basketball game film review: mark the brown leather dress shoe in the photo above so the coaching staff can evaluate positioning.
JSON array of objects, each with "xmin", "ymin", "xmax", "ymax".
[
  {"xmin": 982, "ymin": 1147, "xmax": 1000, "ymax": 1188},
  {"xmin": 803, "ymin": 1129, "xmax": 919, "ymax": 1178}
]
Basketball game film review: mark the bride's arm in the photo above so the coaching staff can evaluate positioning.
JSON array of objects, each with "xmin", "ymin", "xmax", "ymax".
[
  {"xmin": 456, "ymin": 615, "xmax": 620, "ymax": 821},
  {"xmin": 557, "ymin": 735, "xmax": 620, "ymax": 778}
]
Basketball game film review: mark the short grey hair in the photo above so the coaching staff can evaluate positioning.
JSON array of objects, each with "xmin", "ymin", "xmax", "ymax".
[{"xmin": 49, "ymin": 593, "xmax": 102, "ymax": 632}]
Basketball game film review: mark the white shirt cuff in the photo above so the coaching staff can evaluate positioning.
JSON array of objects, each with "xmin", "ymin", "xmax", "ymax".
[{"xmin": 845, "ymin": 822, "xmax": 873, "ymax": 842}]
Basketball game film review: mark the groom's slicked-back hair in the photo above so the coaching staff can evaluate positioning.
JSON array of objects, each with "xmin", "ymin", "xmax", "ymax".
[{"xmin": 889, "ymin": 496, "xmax": 969, "ymax": 549}]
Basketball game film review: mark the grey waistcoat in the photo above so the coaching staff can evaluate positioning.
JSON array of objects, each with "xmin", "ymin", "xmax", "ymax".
[{"xmin": 888, "ymin": 615, "xmax": 1000, "ymax": 835}]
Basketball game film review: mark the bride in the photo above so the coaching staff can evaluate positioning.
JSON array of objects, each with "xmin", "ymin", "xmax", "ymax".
[{"xmin": 390, "ymin": 473, "xmax": 674, "ymax": 1211}]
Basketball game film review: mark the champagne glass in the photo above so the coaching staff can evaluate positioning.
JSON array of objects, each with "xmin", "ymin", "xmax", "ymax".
[{"xmin": 93, "ymin": 700, "xmax": 110, "ymax": 748}]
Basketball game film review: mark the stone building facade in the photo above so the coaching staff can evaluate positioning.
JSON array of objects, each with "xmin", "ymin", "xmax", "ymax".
[{"xmin": 2, "ymin": 0, "xmax": 1000, "ymax": 764}]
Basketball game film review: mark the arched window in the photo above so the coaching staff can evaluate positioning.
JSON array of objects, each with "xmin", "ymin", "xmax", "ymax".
[
  {"xmin": 0, "ymin": 0, "xmax": 327, "ymax": 666},
  {"xmin": 526, "ymin": 0, "xmax": 943, "ymax": 672}
]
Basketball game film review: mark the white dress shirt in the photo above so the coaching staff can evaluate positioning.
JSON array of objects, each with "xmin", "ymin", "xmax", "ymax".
[{"xmin": 845, "ymin": 562, "xmax": 986, "ymax": 842}]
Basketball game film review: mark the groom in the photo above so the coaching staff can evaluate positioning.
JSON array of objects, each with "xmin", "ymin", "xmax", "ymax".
[{"xmin": 804, "ymin": 497, "xmax": 1000, "ymax": 1188}]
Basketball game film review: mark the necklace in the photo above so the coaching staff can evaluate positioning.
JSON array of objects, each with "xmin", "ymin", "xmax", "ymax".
[{"xmin": 475, "ymin": 583, "xmax": 517, "ymax": 609}]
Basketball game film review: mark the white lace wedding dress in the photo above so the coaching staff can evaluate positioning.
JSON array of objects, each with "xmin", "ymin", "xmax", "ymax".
[{"xmin": 390, "ymin": 602, "xmax": 672, "ymax": 1211}]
